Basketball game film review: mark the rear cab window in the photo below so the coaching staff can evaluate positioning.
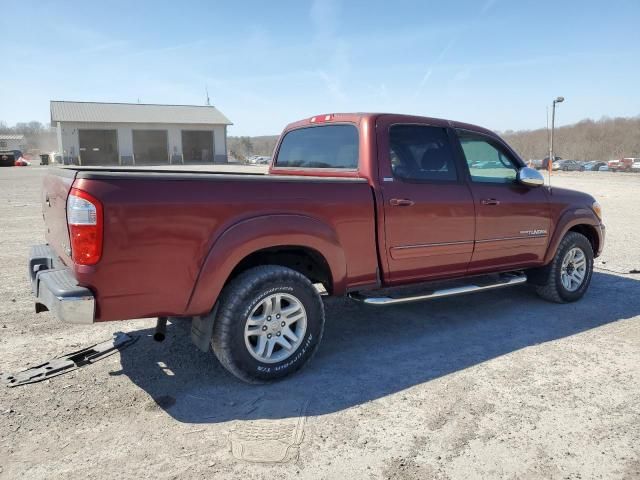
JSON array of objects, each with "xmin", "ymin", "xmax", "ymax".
[{"xmin": 274, "ymin": 125, "xmax": 359, "ymax": 169}]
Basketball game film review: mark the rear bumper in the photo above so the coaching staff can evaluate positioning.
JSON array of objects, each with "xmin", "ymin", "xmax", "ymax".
[{"xmin": 28, "ymin": 245, "xmax": 95, "ymax": 325}]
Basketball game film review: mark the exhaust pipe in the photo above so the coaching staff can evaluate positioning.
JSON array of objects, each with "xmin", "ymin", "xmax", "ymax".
[{"xmin": 153, "ymin": 316, "xmax": 168, "ymax": 342}]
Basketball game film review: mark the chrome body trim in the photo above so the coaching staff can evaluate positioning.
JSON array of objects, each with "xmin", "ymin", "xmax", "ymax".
[
  {"xmin": 393, "ymin": 240, "xmax": 474, "ymax": 250},
  {"xmin": 475, "ymin": 235, "xmax": 547, "ymax": 243}
]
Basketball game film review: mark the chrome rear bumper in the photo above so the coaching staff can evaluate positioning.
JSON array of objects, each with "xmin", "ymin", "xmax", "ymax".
[{"xmin": 28, "ymin": 245, "xmax": 95, "ymax": 324}]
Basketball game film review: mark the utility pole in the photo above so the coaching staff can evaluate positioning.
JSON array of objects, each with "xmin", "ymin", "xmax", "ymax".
[{"xmin": 548, "ymin": 96, "xmax": 564, "ymax": 186}]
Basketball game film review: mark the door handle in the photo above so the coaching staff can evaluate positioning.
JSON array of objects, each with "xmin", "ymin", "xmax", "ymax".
[
  {"xmin": 481, "ymin": 198, "xmax": 500, "ymax": 206},
  {"xmin": 390, "ymin": 198, "xmax": 415, "ymax": 207}
]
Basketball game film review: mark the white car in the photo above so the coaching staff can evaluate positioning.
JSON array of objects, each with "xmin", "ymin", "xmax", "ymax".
[
  {"xmin": 632, "ymin": 162, "xmax": 640, "ymax": 172},
  {"xmin": 247, "ymin": 155, "xmax": 271, "ymax": 165}
]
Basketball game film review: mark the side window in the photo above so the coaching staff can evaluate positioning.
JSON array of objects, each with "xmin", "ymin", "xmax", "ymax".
[
  {"xmin": 389, "ymin": 125, "xmax": 457, "ymax": 181},
  {"xmin": 457, "ymin": 132, "xmax": 518, "ymax": 183},
  {"xmin": 275, "ymin": 125, "xmax": 358, "ymax": 169}
]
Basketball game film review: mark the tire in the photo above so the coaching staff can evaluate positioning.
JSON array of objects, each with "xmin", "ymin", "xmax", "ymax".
[
  {"xmin": 530, "ymin": 232, "xmax": 594, "ymax": 303},
  {"xmin": 211, "ymin": 265, "xmax": 325, "ymax": 383}
]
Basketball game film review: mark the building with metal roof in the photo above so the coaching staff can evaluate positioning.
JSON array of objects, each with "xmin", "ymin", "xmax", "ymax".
[
  {"xmin": 50, "ymin": 101, "xmax": 232, "ymax": 166},
  {"xmin": 0, "ymin": 134, "xmax": 26, "ymax": 152}
]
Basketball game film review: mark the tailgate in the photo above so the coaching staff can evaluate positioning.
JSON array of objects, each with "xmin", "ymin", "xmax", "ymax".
[{"xmin": 42, "ymin": 168, "xmax": 77, "ymax": 265}]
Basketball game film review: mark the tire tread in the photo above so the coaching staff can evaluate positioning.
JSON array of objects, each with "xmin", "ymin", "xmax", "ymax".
[
  {"xmin": 535, "ymin": 231, "xmax": 593, "ymax": 303},
  {"xmin": 211, "ymin": 265, "xmax": 324, "ymax": 383}
]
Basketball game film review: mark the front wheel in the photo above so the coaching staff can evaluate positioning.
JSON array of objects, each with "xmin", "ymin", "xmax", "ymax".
[
  {"xmin": 530, "ymin": 232, "xmax": 594, "ymax": 303},
  {"xmin": 211, "ymin": 265, "xmax": 325, "ymax": 383}
]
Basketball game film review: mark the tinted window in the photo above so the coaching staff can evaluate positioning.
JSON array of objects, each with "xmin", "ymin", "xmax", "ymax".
[
  {"xmin": 458, "ymin": 132, "xmax": 518, "ymax": 183},
  {"xmin": 275, "ymin": 125, "xmax": 358, "ymax": 169},
  {"xmin": 389, "ymin": 125, "xmax": 457, "ymax": 181}
]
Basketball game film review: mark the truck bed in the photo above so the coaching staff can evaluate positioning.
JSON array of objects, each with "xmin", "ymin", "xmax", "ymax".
[{"xmin": 44, "ymin": 166, "xmax": 379, "ymax": 321}]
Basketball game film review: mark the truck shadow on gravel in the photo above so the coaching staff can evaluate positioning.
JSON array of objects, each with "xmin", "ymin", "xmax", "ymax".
[{"xmin": 117, "ymin": 271, "xmax": 640, "ymax": 423}]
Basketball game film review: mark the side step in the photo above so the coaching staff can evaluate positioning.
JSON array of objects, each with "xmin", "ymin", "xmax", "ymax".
[{"xmin": 349, "ymin": 272, "xmax": 527, "ymax": 306}]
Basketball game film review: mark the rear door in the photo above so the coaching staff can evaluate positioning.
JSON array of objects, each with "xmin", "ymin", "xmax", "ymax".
[
  {"xmin": 454, "ymin": 129, "xmax": 551, "ymax": 272},
  {"xmin": 377, "ymin": 117, "xmax": 476, "ymax": 283}
]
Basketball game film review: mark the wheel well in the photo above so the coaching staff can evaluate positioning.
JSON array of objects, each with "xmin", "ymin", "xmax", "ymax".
[
  {"xmin": 228, "ymin": 246, "xmax": 333, "ymax": 293},
  {"xmin": 569, "ymin": 224, "xmax": 599, "ymax": 255}
]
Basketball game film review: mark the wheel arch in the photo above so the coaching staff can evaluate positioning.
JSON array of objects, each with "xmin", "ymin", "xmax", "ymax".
[
  {"xmin": 544, "ymin": 208, "xmax": 603, "ymax": 264},
  {"xmin": 186, "ymin": 214, "xmax": 346, "ymax": 315}
]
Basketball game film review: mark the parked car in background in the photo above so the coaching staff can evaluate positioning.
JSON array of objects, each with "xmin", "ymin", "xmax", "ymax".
[
  {"xmin": 0, "ymin": 151, "xmax": 17, "ymax": 167},
  {"xmin": 246, "ymin": 155, "xmax": 271, "ymax": 165},
  {"xmin": 555, "ymin": 160, "xmax": 585, "ymax": 172},
  {"xmin": 537, "ymin": 156, "xmax": 562, "ymax": 170},
  {"xmin": 584, "ymin": 161, "xmax": 607, "ymax": 171},
  {"xmin": 608, "ymin": 158, "xmax": 635, "ymax": 172},
  {"xmin": 632, "ymin": 161, "xmax": 640, "ymax": 172},
  {"xmin": 470, "ymin": 160, "xmax": 504, "ymax": 169}
]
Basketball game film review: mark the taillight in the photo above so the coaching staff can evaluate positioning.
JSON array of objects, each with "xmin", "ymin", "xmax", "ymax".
[{"xmin": 67, "ymin": 188, "xmax": 103, "ymax": 265}]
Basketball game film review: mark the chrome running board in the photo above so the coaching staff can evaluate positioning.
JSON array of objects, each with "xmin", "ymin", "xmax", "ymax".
[{"xmin": 349, "ymin": 272, "xmax": 527, "ymax": 306}]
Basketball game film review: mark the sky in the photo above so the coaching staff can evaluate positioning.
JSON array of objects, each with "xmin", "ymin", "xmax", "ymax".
[{"xmin": 1, "ymin": 0, "xmax": 639, "ymax": 136}]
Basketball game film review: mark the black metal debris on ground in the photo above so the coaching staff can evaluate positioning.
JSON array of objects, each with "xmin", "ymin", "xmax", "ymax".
[{"xmin": 0, "ymin": 332, "xmax": 138, "ymax": 387}]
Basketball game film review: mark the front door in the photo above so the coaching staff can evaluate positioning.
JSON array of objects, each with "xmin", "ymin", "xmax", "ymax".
[
  {"xmin": 454, "ymin": 129, "xmax": 551, "ymax": 272},
  {"xmin": 377, "ymin": 119, "xmax": 476, "ymax": 284}
]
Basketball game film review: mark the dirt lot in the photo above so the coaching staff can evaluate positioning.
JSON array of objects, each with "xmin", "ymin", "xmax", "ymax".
[{"xmin": 1, "ymin": 167, "xmax": 639, "ymax": 479}]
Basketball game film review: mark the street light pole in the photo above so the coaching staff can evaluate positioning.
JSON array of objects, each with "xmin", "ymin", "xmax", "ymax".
[{"xmin": 548, "ymin": 96, "xmax": 564, "ymax": 186}]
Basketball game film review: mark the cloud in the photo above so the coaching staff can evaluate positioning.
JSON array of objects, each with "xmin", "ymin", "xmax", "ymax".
[
  {"xmin": 310, "ymin": 0, "xmax": 339, "ymax": 38},
  {"xmin": 413, "ymin": 37, "xmax": 457, "ymax": 98},
  {"xmin": 481, "ymin": 0, "xmax": 499, "ymax": 14},
  {"xmin": 309, "ymin": 0, "xmax": 351, "ymax": 102}
]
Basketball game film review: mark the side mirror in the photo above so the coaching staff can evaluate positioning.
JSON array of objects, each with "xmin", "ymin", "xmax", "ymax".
[{"xmin": 517, "ymin": 167, "xmax": 544, "ymax": 187}]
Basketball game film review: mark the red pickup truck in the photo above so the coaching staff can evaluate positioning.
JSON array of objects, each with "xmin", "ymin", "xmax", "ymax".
[{"xmin": 29, "ymin": 113, "xmax": 605, "ymax": 382}]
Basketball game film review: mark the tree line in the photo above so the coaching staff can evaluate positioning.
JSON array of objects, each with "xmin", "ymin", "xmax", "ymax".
[
  {"xmin": 3, "ymin": 115, "xmax": 639, "ymax": 162},
  {"xmin": 501, "ymin": 115, "xmax": 640, "ymax": 161},
  {"xmin": 228, "ymin": 115, "xmax": 640, "ymax": 163},
  {"xmin": 0, "ymin": 121, "xmax": 57, "ymax": 152}
]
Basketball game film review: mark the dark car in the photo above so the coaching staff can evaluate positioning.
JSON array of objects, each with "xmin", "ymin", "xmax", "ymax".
[
  {"xmin": 557, "ymin": 160, "xmax": 585, "ymax": 171},
  {"xmin": 0, "ymin": 151, "xmax": 16, "ymax": 167},
  {"xmin": 584, "ymin": 161, "xmax": 606, "ymax": 171}
]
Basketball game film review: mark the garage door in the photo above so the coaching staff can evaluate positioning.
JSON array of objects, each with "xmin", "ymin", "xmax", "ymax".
[
  {"xmin": 79, "ymin": 130, "xmax": 118, "ymax": 166},
  {"xmin": 133, "ymin": 130, "xmax": 168, "ymax": 165},
  {"xmin": 182, "ymin": 130, "xmax": 214, "ymax": 163}
]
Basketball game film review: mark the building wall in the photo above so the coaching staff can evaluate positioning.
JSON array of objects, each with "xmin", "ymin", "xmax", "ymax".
[
  {"xmin": 56, "ymin": 122, "xmax": 227, "ymax": 164},
  {"xmin": 0, "ymin": 138, "xmax": 27, "ymax": 151}
]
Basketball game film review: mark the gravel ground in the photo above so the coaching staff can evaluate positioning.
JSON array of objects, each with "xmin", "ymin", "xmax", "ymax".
[{"xmin": 0, "ymin": 166, "xmax": 639, "ymax": 479}]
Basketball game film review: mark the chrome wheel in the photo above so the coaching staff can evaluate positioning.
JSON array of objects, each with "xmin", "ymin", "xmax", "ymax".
[
  {"xmin": 244, "ymin": 293, "xmax": 307, "ymax": 364},
  {"xmin": 560, "ymin": 247, "xmax": 587, "ymax": 292}
]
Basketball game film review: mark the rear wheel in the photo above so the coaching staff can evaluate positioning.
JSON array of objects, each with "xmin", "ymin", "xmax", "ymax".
[
  {"xmin": 211, "ymin": 265, "xmax": 325, "ymax": 383},
  {"xmin": 531, "ymin": 232, "xmax": 594, "ymax": 303}
]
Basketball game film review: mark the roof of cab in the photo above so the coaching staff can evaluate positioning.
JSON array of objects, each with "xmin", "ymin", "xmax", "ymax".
[{"xmin": 283, "ymin": 113, "xmax": 497, "ymax": 138}]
